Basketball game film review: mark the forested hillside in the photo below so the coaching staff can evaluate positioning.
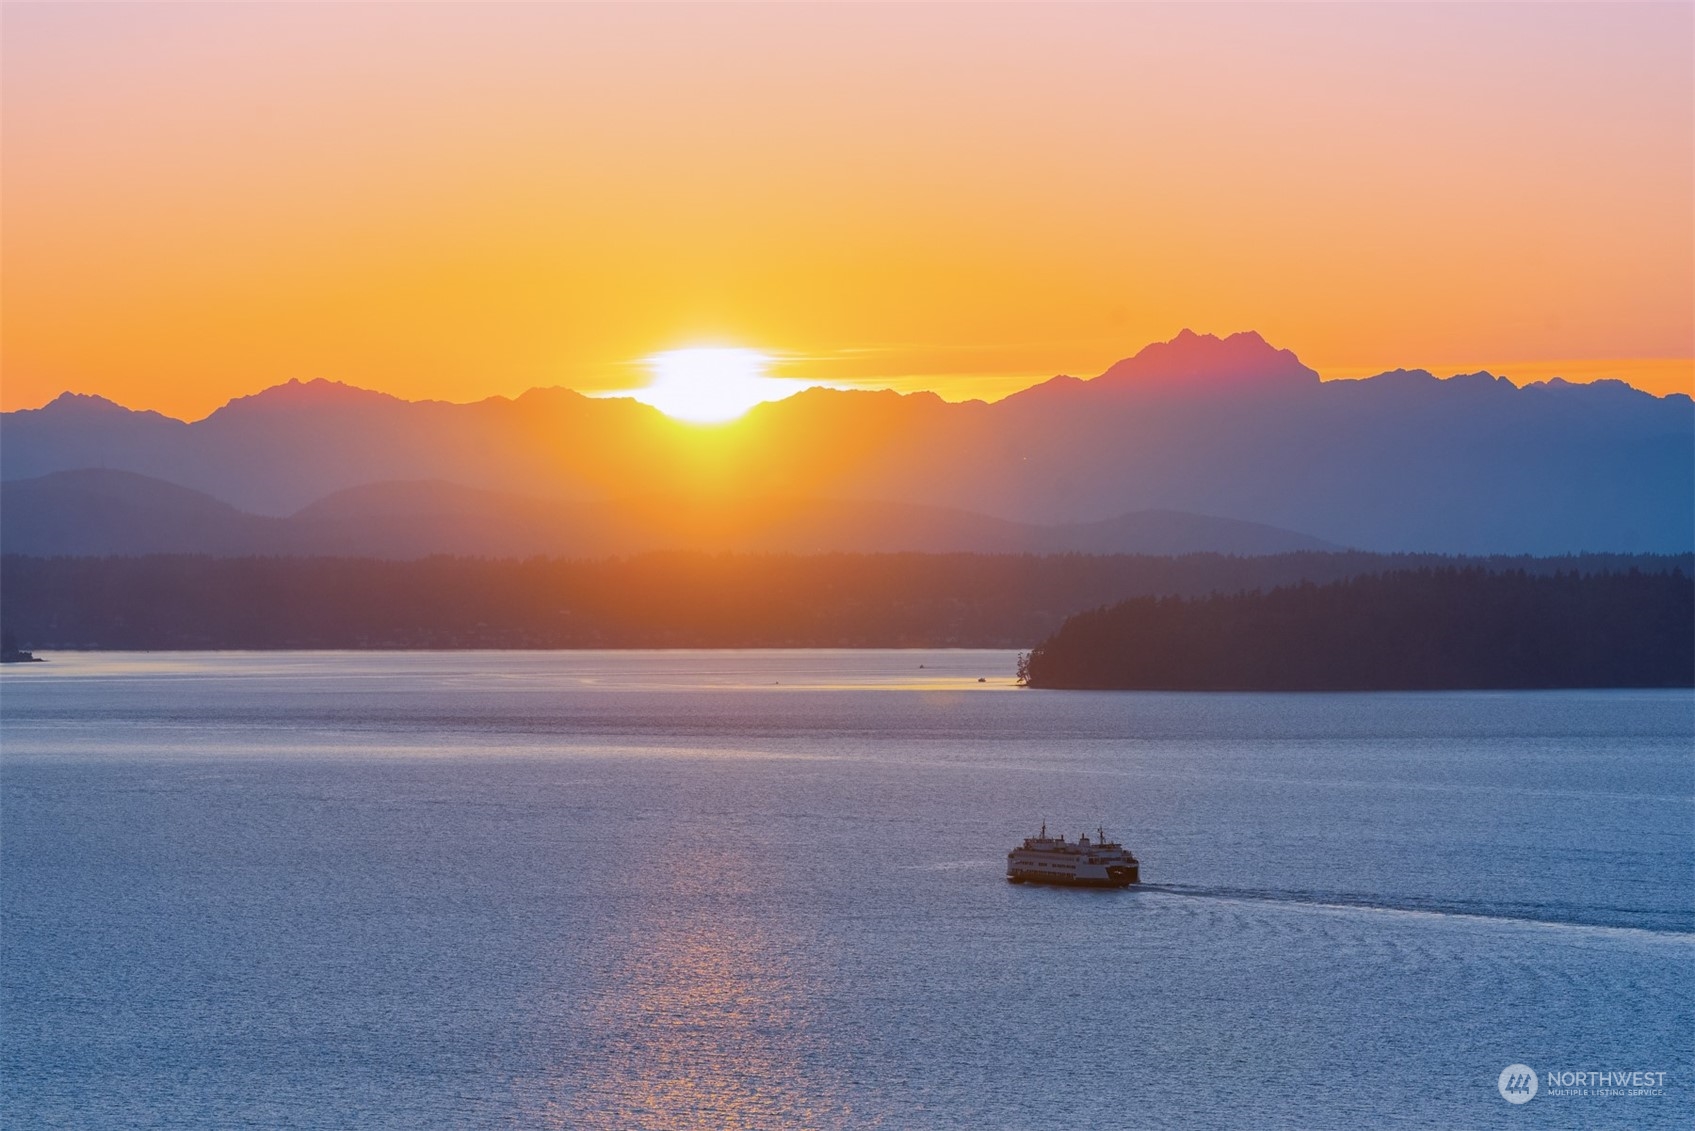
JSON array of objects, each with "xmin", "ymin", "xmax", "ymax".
[
  {"xmin": 4, "ymin": 552, "xmax": 1687, "ymax": 652},
  {"xmin": 1019, "ymin": 569, "xmax": 1694, "ymax": 690}
]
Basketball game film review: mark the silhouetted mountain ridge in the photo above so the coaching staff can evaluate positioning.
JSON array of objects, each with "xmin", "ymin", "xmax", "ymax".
[
  {"xmin": 206, "ymin": 377, "xmax": 414, "ymax": 419},
  {"xmin": 4, "ymin": 330, "xmax": 1688, "ymax": 553},
  {"xmin": 1093, "ymin": 328, "xmax": 1319, "ymax": 392}
]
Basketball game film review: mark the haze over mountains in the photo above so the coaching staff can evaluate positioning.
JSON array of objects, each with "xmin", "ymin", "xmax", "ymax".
[
  {"xmin": 0, "ymin": 470, "xmax": 1335, "ymax": 559},
  {"xmin": 5, "ymin": 330, "xmax": 1690, "ymax": 556}
]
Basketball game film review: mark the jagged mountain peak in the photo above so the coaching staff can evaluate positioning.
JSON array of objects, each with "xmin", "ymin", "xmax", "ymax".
[
  {"xmin": 1093, "ymin": 329, "xmax": 1319, "ymax": 392},
  {"xmin": 34, "ymin": 392, "xmax": 140, "ymax": 416},
  {"xmin": 1349, "ymin": 368, "xmax": 1515, "ymax": 393},
  {"xmin": 207, "ymin": 377, "xmax": 410, "ymax": 418}
]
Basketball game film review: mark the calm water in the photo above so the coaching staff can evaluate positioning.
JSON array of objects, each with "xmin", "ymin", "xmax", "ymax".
[{"xmin": 2, "ymin": 651, "xmax": 1691, "ymax": 1129}]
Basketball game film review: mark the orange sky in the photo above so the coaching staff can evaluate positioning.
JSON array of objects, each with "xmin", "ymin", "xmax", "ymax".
[{"xmin": 3, "ymin": 3, "xmax": 1691, "ymax": 420}]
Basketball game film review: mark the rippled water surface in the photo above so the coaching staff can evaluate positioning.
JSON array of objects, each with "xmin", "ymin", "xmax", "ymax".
[{"xmin": 3, "ymin": 651, "xmax": 1692, "ymax": 1128}]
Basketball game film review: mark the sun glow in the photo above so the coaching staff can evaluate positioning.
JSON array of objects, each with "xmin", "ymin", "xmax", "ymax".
[{"xmin": 628, "ymin": 348, "xmax": 804, "ymax": 424}]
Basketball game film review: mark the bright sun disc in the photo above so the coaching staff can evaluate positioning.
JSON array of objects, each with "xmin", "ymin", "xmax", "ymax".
[{"xmin": 629, "ymin": 348, "xmax": 801, "ymax": 424}]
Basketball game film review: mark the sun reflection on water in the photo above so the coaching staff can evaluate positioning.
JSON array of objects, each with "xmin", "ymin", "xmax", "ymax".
[{"xmin": 514, "ymin": 834, "xmax": 851, "ymax": 1129}]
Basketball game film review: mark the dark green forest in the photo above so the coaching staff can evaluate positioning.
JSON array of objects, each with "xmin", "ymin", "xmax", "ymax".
[
  {"xmin": 3, "ymin": 551, "xmax": 1688, "ymax": 653},
  {"xmin": 1019, "ymin": 568, "xmax": 1694, "ymax": 690}
]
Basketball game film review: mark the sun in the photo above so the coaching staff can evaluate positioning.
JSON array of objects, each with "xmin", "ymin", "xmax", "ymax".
[{"xmin": 627, "ymin": 348, "xmax": 804, "ymax": 424}]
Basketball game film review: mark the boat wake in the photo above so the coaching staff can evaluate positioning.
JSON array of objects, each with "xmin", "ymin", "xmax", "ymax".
[{"xmin": 1133, "ymin": 882, "xmax": 1695, "ymax": 938}]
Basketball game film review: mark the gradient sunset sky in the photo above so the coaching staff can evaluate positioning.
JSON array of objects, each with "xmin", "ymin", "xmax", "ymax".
[{"xmin": 4, "ymin": 2, "xmax": 1691, "ymax": 420}]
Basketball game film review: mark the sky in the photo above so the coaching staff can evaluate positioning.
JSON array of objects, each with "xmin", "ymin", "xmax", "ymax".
[{"xmin": 3, "ymin": 2, "xmax": 1692, "ymax": 420}]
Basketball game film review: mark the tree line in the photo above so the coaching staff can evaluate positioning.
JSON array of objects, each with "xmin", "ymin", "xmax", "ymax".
[
  {"xmin": 2, "ymin": 551, "xmax": 1689, "ymax": 653},
  {"xmin": 1018, "ymin": 568, "xmax": 1694, "ymax": 690}
]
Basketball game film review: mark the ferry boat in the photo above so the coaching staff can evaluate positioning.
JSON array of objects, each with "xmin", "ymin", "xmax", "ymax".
[{"xmin": 1006, "ymin": 824, "xmax": 1140, "ymax": 887}]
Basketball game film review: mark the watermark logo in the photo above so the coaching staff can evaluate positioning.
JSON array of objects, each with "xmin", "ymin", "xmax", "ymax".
[
  {"xmin": 1499, "ymin": 1064, "xmax": 1539, "ymax": 1104},
  {"xmin": 1544, "ymin": 1068, "xmax": 1667, "ymax": 1097}
]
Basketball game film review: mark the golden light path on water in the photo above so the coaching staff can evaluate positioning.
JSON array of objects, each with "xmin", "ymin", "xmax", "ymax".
[{"xmin": 513, "ymin": 830, "xmax": 848, "ymax": 1129}]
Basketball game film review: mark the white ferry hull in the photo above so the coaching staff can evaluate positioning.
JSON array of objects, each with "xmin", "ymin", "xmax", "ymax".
[{"xmin": 1006, "ymin": 863, "xmax": 1139, "ymax": 888}]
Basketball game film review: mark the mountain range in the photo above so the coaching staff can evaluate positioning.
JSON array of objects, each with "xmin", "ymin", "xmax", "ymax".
[{"xmin": 4, "ymin": 330, "xmax": 1690, "ymax": 555}]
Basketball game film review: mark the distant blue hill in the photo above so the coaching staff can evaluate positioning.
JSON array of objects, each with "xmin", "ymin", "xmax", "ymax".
[{"xmin": 0, "ymin": 469, "xmax": 1339, "ymax": 558}]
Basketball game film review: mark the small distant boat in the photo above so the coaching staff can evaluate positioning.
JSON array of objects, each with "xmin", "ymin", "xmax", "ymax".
[{"xmin": 1006, "ymin": 824, "xmax": 1140, "ymax": 887}]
